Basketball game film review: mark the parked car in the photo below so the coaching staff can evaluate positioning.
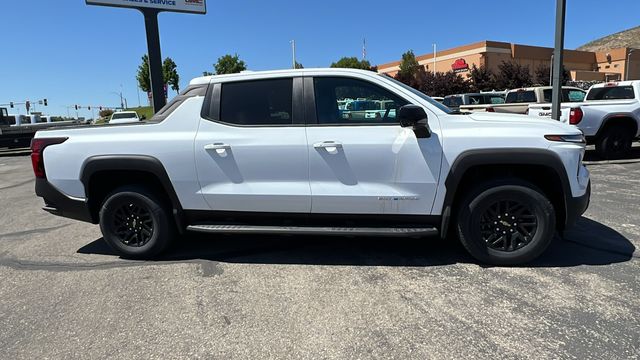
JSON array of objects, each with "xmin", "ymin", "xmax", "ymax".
[
  {"xmin": 109, "ymin": 111, "xmax": 140, "ymax": 124},
  {"xmin": 460, "ymin": 86, "xmax": 586, "ymax": 114},
  {"xmin": 528, "ymin": 81, "xmax": 640, "ymax": 159},
  {"xmin": 32, "ymin": 68, "xmax": 590, "ymax": 265},
  {"xmin": 443, "ymin": 92, "xmax": 505, "ymax": 111}
]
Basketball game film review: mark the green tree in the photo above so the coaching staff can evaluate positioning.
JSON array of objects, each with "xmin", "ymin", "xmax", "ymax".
[
  {"xmin": 469, "ymin": 64, "xmax": 497, "ymax": 92},
  {"xmin": 330, "ymin": 57, "xmax": 374, "ymax": 70},
  {"xmin": 534, "ymin": 64, "xmax": 570, "ymax": 86},
  {"xmin": 394, "ymin": 50, "xmax": 428, "ymax": 90},
  {"xmin": 294, "ymin": 61, "xmax": 304, "ymax": 69},
  {"xmin": 212, "ymin": 53, "xmax": 247, "ymax": 75},
  {"xmin": 494, "ymin": 61, "xmax": 533, "ymax": 89},
  {"xmin": 136, "ymin": 55, "xmax": 151, "ymax": 93},
  {"xmin": 163, "ymin": 57, "xmax": 180, "ymax": 93},
  {"xmin": 136, "ymin": 55, "xmax": 181, "ymax": 94},
  {"xmin": 99, "ymin": 109, "xmax": 114, "ymax": 119}
]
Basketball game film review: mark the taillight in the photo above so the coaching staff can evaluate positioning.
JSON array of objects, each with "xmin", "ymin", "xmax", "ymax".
[
  {"xmin": 486, "ymin": 107, "xmax": 495, "ymax": 112},
  {"xmin": 30, "ymin": 137, "xmax": 68, "ymax": 178},
  {"xmin": 569, "ymin": 107, "xmax": 583, "ymax": 125}
]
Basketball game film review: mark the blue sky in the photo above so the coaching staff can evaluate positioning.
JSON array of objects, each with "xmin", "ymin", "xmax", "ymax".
[{"xmin": 1, "ymin": 0, "xmax": 638, "ymax": 118}]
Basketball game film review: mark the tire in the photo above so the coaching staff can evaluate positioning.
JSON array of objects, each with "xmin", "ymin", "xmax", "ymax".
[
  {"xmin": 456, "ymin": 180, "xmax": 556, "ymax": 265},
  {"xmin": 595, "ymin": 126, "xmax": 633, "ymax": 160},
  {"xmin": 99, "ymin": 185, "xmax": 175, "ymax": 259}
]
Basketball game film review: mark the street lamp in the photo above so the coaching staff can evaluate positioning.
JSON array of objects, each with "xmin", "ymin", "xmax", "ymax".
[
  {"xmin": 626, "ymin": 49, "xmax": 635, "ymax": 80},
  {"xmin": 110, "ymin": 91, "xmax": 126, "ymax": 110}
]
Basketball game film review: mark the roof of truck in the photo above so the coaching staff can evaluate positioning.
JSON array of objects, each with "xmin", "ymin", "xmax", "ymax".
[{"xmin": 189, "ymin": 68, "xmax": 379, "ymax": 85}]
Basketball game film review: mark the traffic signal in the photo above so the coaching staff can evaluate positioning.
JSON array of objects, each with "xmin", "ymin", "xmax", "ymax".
[
  {"xmin": 43, "ymin": 99, "xmax": 48, "ymax": 106},
  {"xmin": 99, "ymin": 106, "xmax": 103, "ymax": 111},
  {"xmin": 75, "ymin": 105, "xmax": 78, "ymax": 110},
  {"xmin": 9, "ymin": 102, "xmax": 13, "ymax": 108},
  {"xmin": 88, "ymin": 106, "xmax": 91, "ymax": 111}
]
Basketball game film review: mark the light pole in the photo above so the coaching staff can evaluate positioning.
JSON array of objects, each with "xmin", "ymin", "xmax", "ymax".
[
  {"xmin": 432, "ymin": 43, "xmax": 437, "ymax": 75},
  {"xmin": 290, "ymin": 40, "xmax": 296, "ymax": 69},
  {"xmin": 111, "ymin": 91, "xmax": 124, "ymax": 110},
  {"xmin": 626, "ymin": 49, "xmax": 635, "ymax": 80}
]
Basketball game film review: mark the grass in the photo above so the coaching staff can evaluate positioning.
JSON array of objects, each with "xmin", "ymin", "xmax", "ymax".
[{"xmin": 125, "ymin": 106, "xmax": 154, "ymax": 120}]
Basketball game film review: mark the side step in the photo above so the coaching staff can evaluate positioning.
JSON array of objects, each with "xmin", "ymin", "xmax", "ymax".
[{"xmin": 186, "ymin": 224, "xmax": 438, "ymax": 237}]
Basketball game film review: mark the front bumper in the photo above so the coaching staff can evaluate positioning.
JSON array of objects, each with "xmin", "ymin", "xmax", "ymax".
[
  {"xmin": 35, "ymin": 178, "xmax": 95, "ymax": 223},
  {"xmin": 565, "ymin": 180, "xmax": 591, "ymax": 228}
]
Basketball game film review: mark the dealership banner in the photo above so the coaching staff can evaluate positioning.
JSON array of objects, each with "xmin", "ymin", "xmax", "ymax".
[{"xmin": 86, "ymin": 0, "xmax": 206, "ymax": 14}]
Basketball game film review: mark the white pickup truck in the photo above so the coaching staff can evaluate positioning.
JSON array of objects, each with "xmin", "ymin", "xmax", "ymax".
[
  {"xmin": 460, "ymin": 86, "xmax": 585, "ymax": 114},
  {"xmin": 31, "ymin": 68, "xmax": 590, "ymax": 265},
  {"xmin": 528, "ymin": 81, "xmax": 640, "ymax": 159}
]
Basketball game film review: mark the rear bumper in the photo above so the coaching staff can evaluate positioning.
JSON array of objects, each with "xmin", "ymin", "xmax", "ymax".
[
  {"xmin": 35, "ymin": 178, "xmax": 95, "ymax": 223},
  {"xmin": 565, "ymin": 180, "xmax": 591, "ymax": 228}
]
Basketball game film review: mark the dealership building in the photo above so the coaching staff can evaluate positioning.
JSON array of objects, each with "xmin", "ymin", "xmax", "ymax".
[{"xmin": 377, "ymin": 40, "xmax": 639, "ymax": 82}]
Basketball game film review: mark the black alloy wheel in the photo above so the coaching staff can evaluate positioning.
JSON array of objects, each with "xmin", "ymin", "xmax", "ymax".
[
  {"xmin": 112, "ymin": 201, "xmax": 155, "ymax": 247},
  {"xmin": 479, "ymin": 200, "xmax": 538, "ymax": 252}
]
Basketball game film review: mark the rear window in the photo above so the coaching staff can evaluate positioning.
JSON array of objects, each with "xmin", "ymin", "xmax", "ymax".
[
  {"xmin": 443, "ymin": 96, "xmax": 462, "ymax": 107},
  {"xmin": 542, "ymin": 89, "xmax": 586, "ymax": 103},
  {"xmin": 111, "ymin": 113, "xmax": 137, "ymax": 120},
  {"xmin": 220, "ymin": 78, "xmax": 293, "ymax": 126},
  {"xmin": 487, "ymin": 95, "xmax": 505, "ymax": 104},
  {"xmin": 506, "ymin": 90, "xmax": 536, "ymax": 103},
  {"xmin": 586, "ymin": 86, "xmax": 635, "ymax": 100}
]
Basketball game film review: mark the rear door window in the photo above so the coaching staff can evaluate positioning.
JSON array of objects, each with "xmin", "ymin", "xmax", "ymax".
[{"xmin": 220, "ymin": 78, "xmax": 293, "ymax": 125}]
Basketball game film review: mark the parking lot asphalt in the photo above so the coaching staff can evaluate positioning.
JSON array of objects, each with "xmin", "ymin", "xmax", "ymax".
[{"xmin": 0, "ymin": 149, "xmax": 639, "ymax": 359}]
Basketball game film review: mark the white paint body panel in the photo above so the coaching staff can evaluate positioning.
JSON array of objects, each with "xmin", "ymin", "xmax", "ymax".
[{"xmin": 36, "ymin": 68, "xmax": 590, "ymax": 218}]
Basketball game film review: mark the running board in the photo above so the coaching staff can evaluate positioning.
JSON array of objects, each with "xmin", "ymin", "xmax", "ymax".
[{"xmin": 186, "ymin": 224, "xmax": 438, "ymax": 237}]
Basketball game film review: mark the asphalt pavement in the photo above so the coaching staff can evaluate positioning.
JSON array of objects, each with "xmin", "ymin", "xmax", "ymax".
[{"xmin": 0, "ymin": 149, "xmax": 638, "ymax": 359}]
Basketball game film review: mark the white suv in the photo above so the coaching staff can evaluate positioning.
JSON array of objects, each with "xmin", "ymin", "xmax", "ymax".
[
  {"xmin": 109, "ymin": 111, "xmax": 140, "ymax": 124},
  {"xmin": 31, "ymin": 68, "xmax": 590, "ymax": 265}
]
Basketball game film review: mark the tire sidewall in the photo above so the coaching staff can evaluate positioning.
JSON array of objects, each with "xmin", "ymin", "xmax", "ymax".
[
  {"xmin": 597, "ymin": 126, "xmax": 632, "ymax": 159},
  {"xmin": 99, "ymin": 188, "xmax": 172, "ymax": 259},
  {"xmin": 458, "ymin": 183, "xmax": 556, "ymax": 265}
]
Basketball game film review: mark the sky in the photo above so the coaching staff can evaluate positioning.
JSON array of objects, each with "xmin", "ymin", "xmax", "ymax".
[{"xmin": 1, "ymin": 0, "xmax": 639, "ymax": 118}]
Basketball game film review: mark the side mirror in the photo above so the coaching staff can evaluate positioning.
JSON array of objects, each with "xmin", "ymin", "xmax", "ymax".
[{"xmin": 398, "ymin": 105, "xmax": 431, "ymax": 138}]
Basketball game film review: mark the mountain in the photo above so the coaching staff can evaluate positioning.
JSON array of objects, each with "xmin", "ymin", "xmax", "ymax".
[{"xmin": 577, "ymin": 25, "xmax": 640, "ymax": 52}]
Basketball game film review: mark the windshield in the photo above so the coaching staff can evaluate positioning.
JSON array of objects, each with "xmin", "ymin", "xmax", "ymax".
[
  {"xmin": 382, "ymin": 75, "xmax": 453, "ymax": 113},
  {"xmin": 111, "ymin": 112, "xmax": 137, "ymax": 119}
]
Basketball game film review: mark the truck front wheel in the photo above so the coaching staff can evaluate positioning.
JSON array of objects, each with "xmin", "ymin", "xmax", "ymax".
[
  {"xmin": 595, "ymin": 126, "xmax": 632, "ymax": 160},
  {"xmin": 99, "ymin": 185, "xmax": 175, "ymax": 259},
  {"xmin": 456, "ymin": 180, "xmax": 556, "ymax": 265}
]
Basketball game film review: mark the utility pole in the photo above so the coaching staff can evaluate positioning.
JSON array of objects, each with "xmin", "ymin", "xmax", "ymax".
[
  {"xmin": 551, "ymin": 0, "xmax": 566, "ymax": 121},
  {"xmin": 432, "ymin": 43, "xmax": 437, "ymax": 75},
  {"xmin": 142, "ymin": 9, "xmax": 166, "ymax": 113},
  {"xmin": 626, "ymin": 49, "xmax": 635, "ymax": 80},
  {"xmin": 549, "ymin": 54, "xmax": 554, "ymax": 85},
  {"xmin": 290, "ymin": 40, "xmax": 296, "ymax": 69}
]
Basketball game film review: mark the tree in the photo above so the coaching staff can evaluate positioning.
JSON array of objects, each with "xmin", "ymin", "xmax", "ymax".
[
  {"xmin": 163, "ymin": 57, "xmax": 180, "ymax": 93},
  {"xmin": 330, "ymin": 57, "xmax": 374, "ymax": 70},
  {"xmin": 99, "ymin": 109, "xmax": 114, "ymax": 119},
  {"xmin": 534, "ymin": 64, "xmax": 571, "ymax": 86},
  {"xmin": 294, "ymin": 61, "xmax": 304, "ymax": 69},
  {"xmin": 494, "ymin": 61, "xmax": 533, "ymax": 90},
  {"xmin": 136, "ymin": 55, "xmax": 151, "ymax": 93},
  {"xmin": 469, "ymin": 64, "xmax": 496, "ymax": 92},
  {"xmin": 136, "ymin": 55, "xmax": 181, "ymax": 94},
  {"xmin": 213, "ymin": 53, "xmax": 247, "ymax": 75},
  {"xmin": 394, "ymin": 50, "xmax": 427, "ymax": 90}
]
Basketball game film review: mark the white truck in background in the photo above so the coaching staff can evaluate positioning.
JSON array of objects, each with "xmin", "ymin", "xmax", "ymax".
[
  {"xmin": 528, "ymin": 81, "xmax": 640, "ymax": 159},
  {"xmin": 460, "ymin": 86, "xmax": 585, "ymax": 114}
]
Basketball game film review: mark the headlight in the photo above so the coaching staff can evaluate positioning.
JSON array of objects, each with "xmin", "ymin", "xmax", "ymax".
[{"xmin": 544, "ymin": 134, "xmax": 586, "ymax": 144}]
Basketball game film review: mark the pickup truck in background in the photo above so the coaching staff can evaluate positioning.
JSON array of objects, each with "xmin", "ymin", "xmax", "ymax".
[
  {"xmin": 0, "ymin": 109, "xmax": 81, "ymax": 148},
  {"xmin": 528, "ymin": 81, "xmax": 640, "ymax": 159},
  {"xmin": 460, "ymin": 86, "xmax": 586, "ymax": 114},
  {"xmin": 442, "ymin": 92, "xmax": 506, "ymax": 111}
]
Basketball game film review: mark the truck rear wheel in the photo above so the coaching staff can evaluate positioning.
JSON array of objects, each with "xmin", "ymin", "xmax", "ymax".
[
  {"xmin": 456, "ymin": 180, "xmax": 556, "ymax": 265},
  {"xmin": 595, "ymin": 126, "xmax": 632, "ymax": 160},
  {"xmin": 99, "ymin": 185, "xmax": 175, "ymax": 259}
]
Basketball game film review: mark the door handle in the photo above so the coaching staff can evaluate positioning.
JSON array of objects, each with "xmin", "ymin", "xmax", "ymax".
[
  {"xmin": 313, "ymin": 141, "xmax": 343, "ymax": 150},
  {"xmin": 204, "ymin": 143, "xmax": 231, "ymax": 151}
]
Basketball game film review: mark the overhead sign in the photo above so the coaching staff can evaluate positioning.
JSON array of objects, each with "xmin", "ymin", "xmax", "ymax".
[{"xmin": 86, "ymin": 0, "xmax": 206, "ymax": 14}]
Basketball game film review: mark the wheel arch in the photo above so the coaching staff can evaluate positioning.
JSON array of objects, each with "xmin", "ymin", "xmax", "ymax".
[
  {"xmin": 80, "ymin": 155, "xmax": 184, "ymax": 230},
  {"xmin": 440, "ymin": 149, "xmax": 572, "ymax": 239},
  {"xmin": 595, "ymin": 113, "xmax": 639, "ymax": 139}
]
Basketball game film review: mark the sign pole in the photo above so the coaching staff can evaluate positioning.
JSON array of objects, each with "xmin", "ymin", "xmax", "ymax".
[
  {"xmin": 551, "ymin": 0, "xmax": 566, "ymax": 121},
  {"xmin": 142, "ymin": 8, "xmax": 166, "ymax": 113}
]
